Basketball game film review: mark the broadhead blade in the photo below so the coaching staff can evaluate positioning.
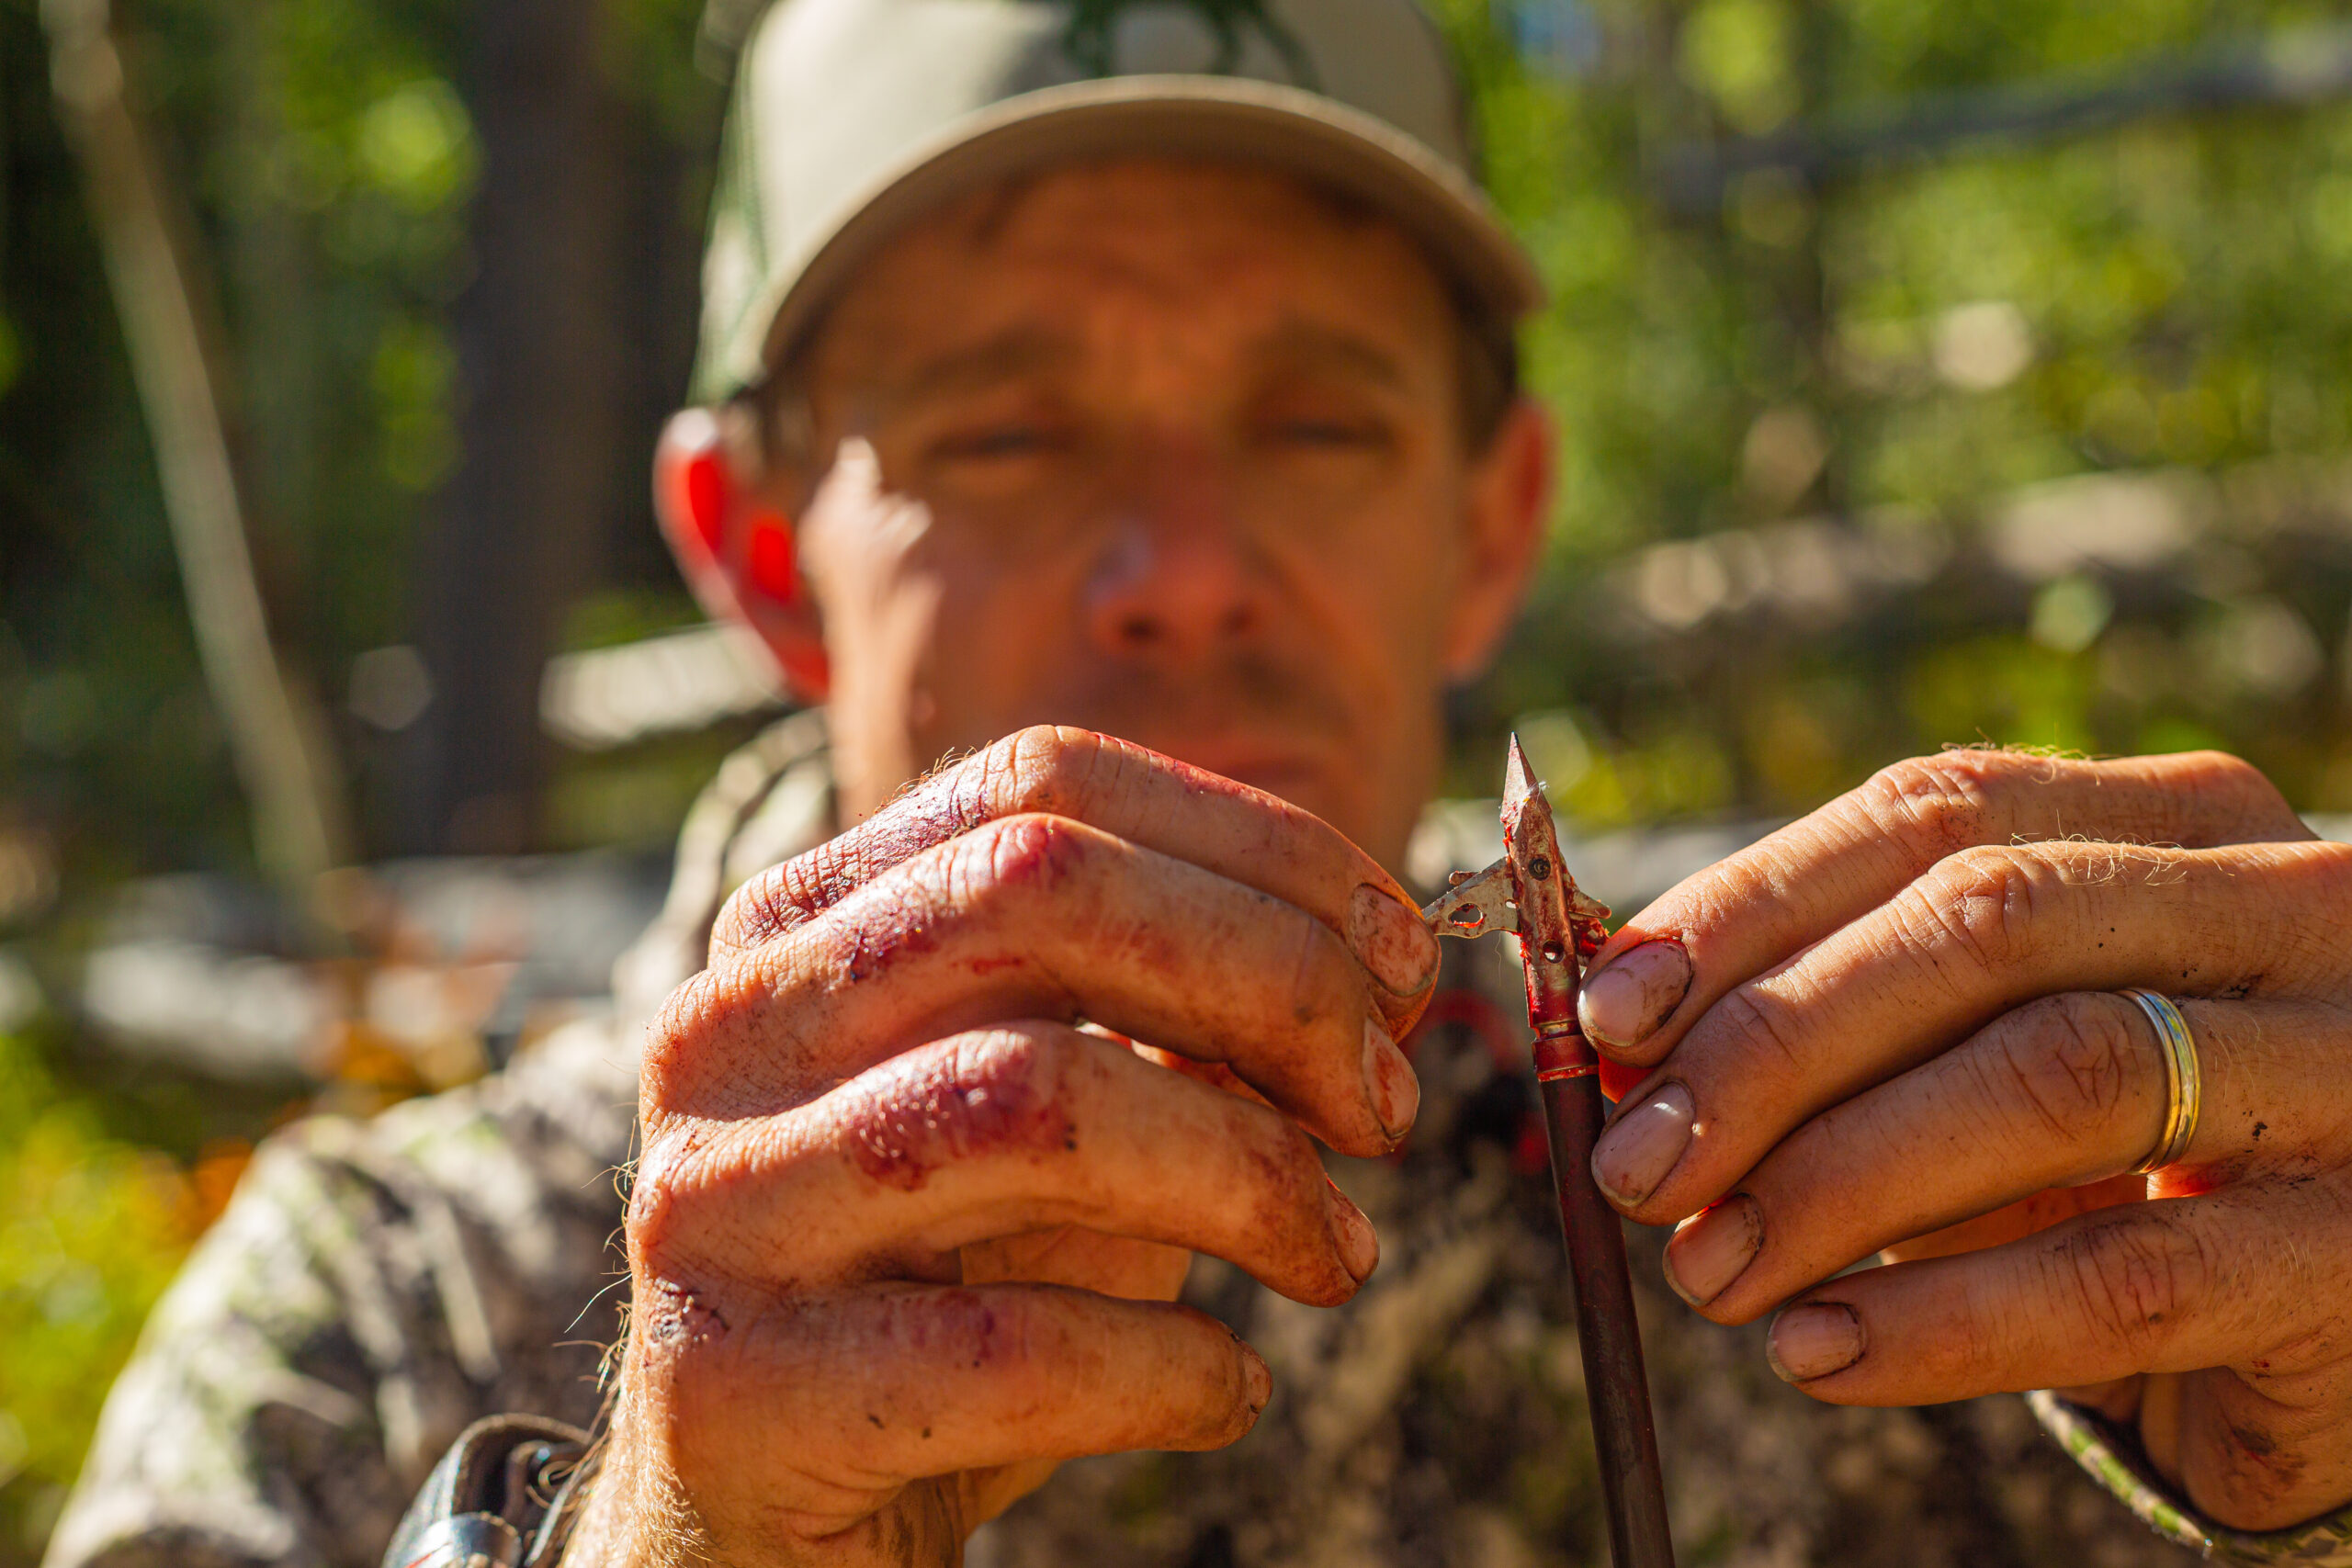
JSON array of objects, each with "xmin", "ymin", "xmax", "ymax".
[
  {"xmin": 1419, "ymin": 857, "xmax": 1520, "ymax": 940},
  {"xmin": 1501, "ymin": 731, "xmax": 1561, "ymax": 854},
  {"xmin": 1503, "ymin": 731, "xmax": 1540, "ymax": 817}
]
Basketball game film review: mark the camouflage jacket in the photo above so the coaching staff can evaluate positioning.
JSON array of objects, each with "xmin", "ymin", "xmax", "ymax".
[{"xmin": 44, "ymin": 716, "xmax": 2344, "ymax": 1568}]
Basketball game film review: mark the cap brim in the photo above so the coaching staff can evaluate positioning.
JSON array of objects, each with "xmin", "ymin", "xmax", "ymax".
[{"xmin": 746, "ymin": 73, "xmax": 1544, "ymax": 382}]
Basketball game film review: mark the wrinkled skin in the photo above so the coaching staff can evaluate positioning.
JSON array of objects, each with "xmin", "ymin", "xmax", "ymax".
[
  {"xmin": 571, "ymin": 161, "xmax": 1551, "ymax": 1566},
  {"xmin": 579, "ymin": 159, "xmax": 2352, "ymax": 1567},
  {"xmin": 1580, "ymin": 748, "xmax": 2352, "ymax": 1533},
  {"xmin": 591, "ymin": 731, "xmax": 1441, "ymax": 1562}
]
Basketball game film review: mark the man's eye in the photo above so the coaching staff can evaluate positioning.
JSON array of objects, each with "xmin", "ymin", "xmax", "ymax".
[
  {"xmin": 1265, "ymin": 417, "xmax": 1389, "ymax": 449},
  {"xmin": 932, "ymin": 424, "xmax": 1069, "ymax": 461}
]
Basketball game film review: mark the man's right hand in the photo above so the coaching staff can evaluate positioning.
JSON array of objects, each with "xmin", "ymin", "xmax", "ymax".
[{"xmin": 566, "ymin": 728, "xmax": 1436, "ymax": 1567}]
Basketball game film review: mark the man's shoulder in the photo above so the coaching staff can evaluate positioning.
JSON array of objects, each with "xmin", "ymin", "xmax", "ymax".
[
  {"xmin": 45, "ymin": 1021, "xmax": 635, "ymax": 1568},
  {"xmin": 45, "ymin": 710, "xmax": 820, "ymax": 1568},
  {"xmin": 216, "ymin": 1012, "xmax": 638, "ymax": 1279},
  {"xmin": 356, "ymin": 1012, "xmax": 639, "ymax": 1208}
]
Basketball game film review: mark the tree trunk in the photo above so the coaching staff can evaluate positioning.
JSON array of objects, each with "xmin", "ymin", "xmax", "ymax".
[
  {"xmin": 43, "ymin": 0, "xmax": 353, "ymax": 897},
  {"xmin": 400, "ymin": 0, "xmax": 629, "ymax": 853}
]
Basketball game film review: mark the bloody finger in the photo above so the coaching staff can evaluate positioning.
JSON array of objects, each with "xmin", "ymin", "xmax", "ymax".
[
  {"xmin": 710, "ymin": 726, "xmax": 1437, "ymax": 1025},
  {"xmin": 653, "ymin": 813, "xmax": 1414, "ymax": 1156},
  {"xmin": 635, "ymin": 1023, "xmax": 1378, "ymax": 1308},
  {"xmin": 643, "ymin": 1281, "xmax": 1269, "ymax": 1546}
]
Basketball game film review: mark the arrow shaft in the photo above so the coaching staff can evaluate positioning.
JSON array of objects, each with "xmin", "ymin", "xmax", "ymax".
[
  {"xmin": 1533, "ymin": 1017, "xmax": 1676, "ymax": 1568},
  {"xmin": 1501, "ymin": 734, "xmax": 1676, "ymax": 1568}
]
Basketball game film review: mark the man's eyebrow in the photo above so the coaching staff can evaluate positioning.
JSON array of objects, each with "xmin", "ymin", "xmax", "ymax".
[
  {"xmin": 884, "ymin": 329, "xmax": 1079, "ymax": 406},
  {"xmin": 1250, "ymin": 321, "xmax": 1412, "ymax": 390}
]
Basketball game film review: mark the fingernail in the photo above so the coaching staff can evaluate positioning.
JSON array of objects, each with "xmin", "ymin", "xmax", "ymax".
[
  {"xmin": 1590, "ymin": 1081, "xmax": 1694, "ymax": 1206},
  {"xmin": 1768, "ymin": 1302, "xmax": 1864, "ymax": 1382},
  {"xmin": 1241, "ymin": 1344, "xmax": 1272, "ymax": 1411},
  {"xmin": 1578, "ymin": 940, "xmax": 1693, "ymax": 1052},
  {"xmin": 1326, "ymin": 1179, "xmax": 1381, "ymax": 1282},
  {"xmin": 1349, "ymin": 884, "xmax": 1440, "ymax": 998},
  {"xmin": 1363, "ymin": 1017, "xmax": 1419, "ymax": 1142},
  {"xmin": 1665, "ymin": 1195, "xmax": 1760, "ymax": 1306}
]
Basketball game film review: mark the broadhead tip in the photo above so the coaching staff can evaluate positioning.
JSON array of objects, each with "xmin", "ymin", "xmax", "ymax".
[{"xmin": 1503, "ymin": 732, "xmax": 1538, "ymax": 804}]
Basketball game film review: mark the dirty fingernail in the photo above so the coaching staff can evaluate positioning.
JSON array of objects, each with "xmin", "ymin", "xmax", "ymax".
[
  {"xmin": 1578, "ymin": 940, "xmax": 1693, "ymax": 1052},
  {"xmin": 1349, "ymin": 884, "xmax": 1440, "ymax": 998},
  {"xmin": 1768, "ymin": 1303, "xmax": 1864, "ymax": 1382},
  {"xmin": 1665, "ymin": 1195, "xmax": 1761, "ymax": 1307},
  {"xmin": 1241, "ymin": 1344, "xmax": 1273, "ymax": 1411},
  {"xmin": 1363, "ymin": 1017, "xmax": 1419, "ymax": 1142},
  {"xmin": 1326, "ymin": 1179, "xmax": 1381, "ymax": 1282},
  {"xmin": 1590, "ymin": 1081, "xmax": 1694, "ymax": 1207}
]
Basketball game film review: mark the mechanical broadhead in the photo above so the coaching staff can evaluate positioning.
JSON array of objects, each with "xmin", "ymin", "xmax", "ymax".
[{"xmin": 1419, "ymin": 735, "xmax": 1611, "ymax": 958}]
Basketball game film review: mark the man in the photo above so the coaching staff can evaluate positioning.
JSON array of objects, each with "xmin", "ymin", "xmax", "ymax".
[{"xmin": 47, "ymin": 0, "xmax": 2352, "ymax": 1563}]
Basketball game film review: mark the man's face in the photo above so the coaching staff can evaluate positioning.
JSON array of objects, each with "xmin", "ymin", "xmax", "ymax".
[{"xmin": 782, "ymin": 158, "xmax": 1544, "ymax": 867}]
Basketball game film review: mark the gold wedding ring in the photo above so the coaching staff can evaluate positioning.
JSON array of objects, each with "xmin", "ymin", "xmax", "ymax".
[{"xmin": 2120, "ymin": 988, "xmax": 2201, "ymax": 1173}]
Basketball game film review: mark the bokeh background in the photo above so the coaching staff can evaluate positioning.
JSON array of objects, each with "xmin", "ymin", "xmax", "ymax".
[{"xmin": 9, "ymin": 0, "xmax": 2352, "ymax": 1554}]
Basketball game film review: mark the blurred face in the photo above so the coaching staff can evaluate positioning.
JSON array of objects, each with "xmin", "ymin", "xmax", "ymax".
[{"xmin": 781, "ymin": 159, "xmax": 1546, "ymax": 867}]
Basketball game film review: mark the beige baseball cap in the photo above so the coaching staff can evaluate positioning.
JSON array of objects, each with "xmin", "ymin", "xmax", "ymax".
[{"xmin": 691, "ymin": 0, "xmax": 1544, "ymax": 402}]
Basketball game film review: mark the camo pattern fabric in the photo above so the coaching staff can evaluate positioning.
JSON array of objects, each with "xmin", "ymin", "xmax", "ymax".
[
  {"xmin": 2029, "ymin": 1393, "xmax": 2352, "ymax": 1566},
  {"xmin": 42, "ymin": 713, "xmax": 2296, "ymax": 1568}
]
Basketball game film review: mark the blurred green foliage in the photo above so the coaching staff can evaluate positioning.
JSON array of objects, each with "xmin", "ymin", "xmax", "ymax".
[
  {"xmin": 1433, "ymin": 0, "xmax": 2352, "ymax": 821},
  {"xmin": 11, "ymin": 0, "xmax": 2352, "ymax": 876},
  {"xmin": 0, "ymin": 1026, "xmax": 194, "ymax": 1556},
  {"xmin": 0, "ymin": 0, "xmax": 719, "ymax": 900}
]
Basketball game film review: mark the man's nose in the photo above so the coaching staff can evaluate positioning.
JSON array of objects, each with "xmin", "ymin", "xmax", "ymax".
[{"xmin": 1080, "ymin": 445, "xmax": 1267, "ymax": 661}]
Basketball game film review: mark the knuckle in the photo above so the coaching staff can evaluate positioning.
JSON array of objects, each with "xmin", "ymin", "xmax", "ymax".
[
  {"xmin": 624, "ymin": 1127, "xmax": 710, "ymax": 1266},
  {"xmin": 2175, "ymin": 749, "xmax": 2271, "ymax": 806},
  {"xmin": 1275, "ymin": 898, "xmax": 1354, "ymax": 1033},
  {"xmin": 1996, "ymin": 994, "xmax": 2139, "ymax": 1137},
  {"xmin": 953, "ymin": 812, "xmax": 1102, "ymax": 904},
  {"xmin": 1706, "ymin": 984, "xmax": 1813, "ymax": 1078},
  {"xmin": 936, "ymin": 1025, "xmax": 1067, "ymax": 1114},
  {"xmin": 714, "ymin": 860, "xmax": 814, "ymax": 951},
  {"xmin": 1906, "ymin": 844, "xmax": 2046, "ymax": 973},
  {"xmin": 2152, "ymin": 750, "xmax": 2305, "ymax": 845},
  {"xmin": 2051, "ymin": 1214, "xmax": 2204, "ymax": 1355},
  {"xmin": 644, "ymin": 965, "xmax": 746, "ymax": 1090},
  {"xmin": 640, "ymin": 953, "xmax": 813, "ymax": 1122},
  {"xmin": 837, "ymin": 1029, "xmax": 1081, "ymax": 1190},
  {"xmin": 637, "ymin": 1276, "xmax": 740, "ymax": 1375},
  {"xmin": 998, "ymin": 725, "xmax": 1123, "ymax": 819},
  {"xmin": 1862, "ymin": 753, "xmax": 2011, "ymax": 859},
  {"xmin": 717, "ymin": 728, "xmax": 1122, "ymax": 955},
  {"xmin": 929, "ymin": 1286, "xmax": 1057, "ymax": 1385},
  {"xmin": 2250, "ymin": 841, "xmax": 2352, "ymax": 983}
]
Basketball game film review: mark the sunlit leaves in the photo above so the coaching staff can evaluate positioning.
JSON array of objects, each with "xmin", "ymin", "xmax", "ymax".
[
  {"xmin": 356, "ymin": 77, "xmax": 476, "ymax": 212},
  {"xmin": 370, "ymin": 316, "xmax": 458, "ymax": 490},
  {"xmin": 1678, "ymin": 0, "xmax": 1799, "ymax": 134},
  {"xmin": 1431, "ymin": 0, "xmax": 2352, "ymax": 820},
  {"xmin": 0, "ymin": 1030, "xmax": 193, "ymax": 1544}
]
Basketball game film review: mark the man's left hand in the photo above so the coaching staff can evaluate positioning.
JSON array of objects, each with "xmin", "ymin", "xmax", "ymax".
[{"xmin": 1576, "ymin": 748, "xmax": 2352, "ymax": 1533}]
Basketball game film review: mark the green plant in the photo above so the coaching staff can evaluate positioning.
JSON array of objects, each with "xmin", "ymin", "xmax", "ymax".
[{"xmin": 0, "ymin": 1028, "xmax": 194, "ymax": 1562}]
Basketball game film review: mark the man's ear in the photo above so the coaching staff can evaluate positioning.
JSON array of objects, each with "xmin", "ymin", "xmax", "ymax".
[
  {"xmin": 1442, "ymin": 395, "xmax": 1555, "ymax": 682},
  {"xmin": 653, "ymin": 407, "xmax": 831, "ymax": 701}
]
